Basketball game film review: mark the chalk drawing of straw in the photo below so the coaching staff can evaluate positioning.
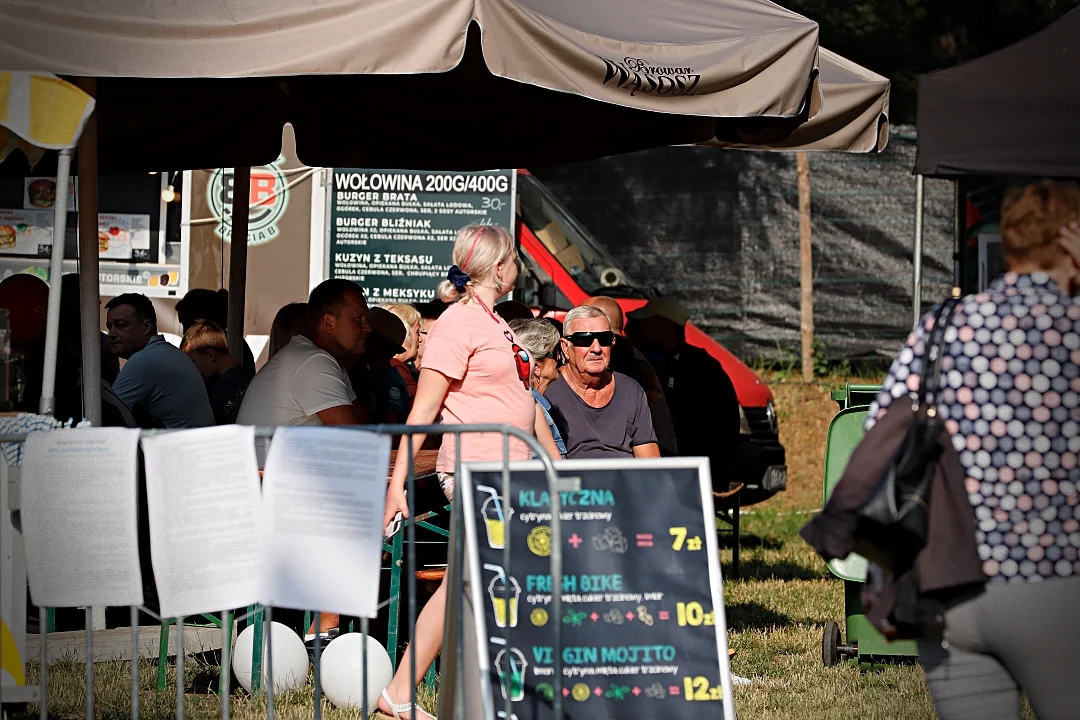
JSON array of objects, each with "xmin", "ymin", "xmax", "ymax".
[{"xmin": 478, "ymin": 485, "xmax": 514, "ymax": 550}]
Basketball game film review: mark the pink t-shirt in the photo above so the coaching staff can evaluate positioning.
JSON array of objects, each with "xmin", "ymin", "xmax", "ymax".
[{"xmin": 422, "ymin": 300, "xmax": 536, "ymax": 473}]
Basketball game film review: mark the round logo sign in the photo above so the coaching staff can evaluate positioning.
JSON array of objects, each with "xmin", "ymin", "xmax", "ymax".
[{"xmin": 207, "ymin": 158, "xmax": 289, "ymax": 246}]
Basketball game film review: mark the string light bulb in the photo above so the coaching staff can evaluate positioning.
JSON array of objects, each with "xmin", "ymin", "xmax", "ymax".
[{"xmin": 161, "ymin": 185, "xmax": 178, "ymax": 203}]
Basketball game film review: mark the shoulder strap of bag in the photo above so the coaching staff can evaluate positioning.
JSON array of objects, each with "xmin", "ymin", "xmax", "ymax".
[{"xmin": 920, "ymin": 299, "xmax": 959, "ymax": 409}]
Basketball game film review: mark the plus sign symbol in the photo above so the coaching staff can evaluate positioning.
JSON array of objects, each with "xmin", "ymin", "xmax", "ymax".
[{"xmin": 568, "ymin": 533, "xmax": 583, "ymax": 548}]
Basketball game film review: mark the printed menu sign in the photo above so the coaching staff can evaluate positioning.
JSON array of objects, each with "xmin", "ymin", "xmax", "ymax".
[
  {"xmin": 96, "ymin": 213, "xmax": 152, "ymax": 261},
  {"xmin": 457, "ymin": 461, "xmax": 734, "ymax": 720},
  {"xmin": 327, "ymin": 169, "xmax": 514, "ymax": 304},
  {"xmin": 0, "ymin": 210, "xmax": 150, "ymax": 262},
  {"xmin": 0, "ymin": 209, "xmax": 52, "ymax": 256}
]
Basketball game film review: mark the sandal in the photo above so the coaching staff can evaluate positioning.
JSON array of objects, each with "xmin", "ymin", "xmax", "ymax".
[{"xmin": 377, "ymin": 689, "xmax": 438, "ymax": 720}]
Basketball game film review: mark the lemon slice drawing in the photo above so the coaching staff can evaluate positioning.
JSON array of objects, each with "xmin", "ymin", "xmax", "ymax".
[{"xmin": 527, "ymin": 526, "xmax": 552, "ymax": 557}]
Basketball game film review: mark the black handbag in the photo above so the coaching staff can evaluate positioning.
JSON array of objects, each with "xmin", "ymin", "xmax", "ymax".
[{"xmin": 853, "ymin": 299, "xmax": 958, "ymax": 574}]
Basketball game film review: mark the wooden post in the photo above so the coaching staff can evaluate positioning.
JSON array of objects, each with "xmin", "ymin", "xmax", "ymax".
[
  {"xmin": 75, "ymin": 78, "xmax": 102, "ymax": 426},
  {"xmin": 797, "ymin": 152, "xmax": 814, "ymax": 383},
  {"xmin": 75, "ymin": 77, "xmax": 106, "ymax": 632},
  {"xmin": 227, "ymin": 168, "xmax": 251, "ymax": 361}
]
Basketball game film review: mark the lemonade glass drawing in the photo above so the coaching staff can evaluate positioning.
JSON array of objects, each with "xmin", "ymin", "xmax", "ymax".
[
  {"xmin": 489, "ymin": 575, "xmax": 521, "ymax": 628},
  {"xmin": 495, "ymin": 648, "xmax": 527, "ymax": 702},
  {"xmin": 482, "ymin": 495, "xmax": 507, "ymax": 549}
]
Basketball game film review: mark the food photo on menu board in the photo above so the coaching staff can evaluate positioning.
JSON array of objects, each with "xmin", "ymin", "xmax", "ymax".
[
  {"xmin": 97, "ymin": 214, "xmax": 152, "ymax": 261},
  {"xmin": 459, "ymin": 461, "xmax": 735, "ymax": 720},
  {"xmin": 24, "ymin": 176, "xmax": 77, "ymax": 212},
  {"xmin": 0, "ymin": 209, "xmax": 53, "ymax": 256}
]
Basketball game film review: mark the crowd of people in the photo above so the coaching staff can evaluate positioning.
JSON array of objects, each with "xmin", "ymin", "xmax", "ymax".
[
  {"xmin": 1, "ymin": 221, "xmax": 741, "ymax": 720},
  {"xmin": 7, "ymin": 180, "xmax": 1079, "ymax": 718},
  {"xmin": 0, "ymin": 225, "xmax": 740, "ymax": 474}
]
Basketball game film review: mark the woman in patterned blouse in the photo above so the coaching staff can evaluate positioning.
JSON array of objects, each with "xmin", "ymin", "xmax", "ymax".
[{"xmin": 868, "ymin": 180, "xmax": 1080, "ymax": 720}]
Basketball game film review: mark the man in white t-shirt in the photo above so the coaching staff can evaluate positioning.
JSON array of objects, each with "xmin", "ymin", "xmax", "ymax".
[{"xmin": 236, "ymin": 279, "xmax": 371, "ymax": 641}]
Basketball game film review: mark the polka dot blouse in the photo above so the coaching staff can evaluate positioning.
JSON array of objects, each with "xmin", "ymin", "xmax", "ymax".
[{"xmin": 867, "ymin": 272, "xmax": 1080, "ymax": 584}]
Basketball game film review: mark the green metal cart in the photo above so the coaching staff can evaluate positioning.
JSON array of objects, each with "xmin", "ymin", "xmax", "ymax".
[{"xmin": 820, "ymin": 383, "xmax": 919, "ymax": 667}]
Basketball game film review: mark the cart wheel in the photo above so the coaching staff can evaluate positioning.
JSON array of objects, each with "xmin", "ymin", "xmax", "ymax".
[{"xmin": 822, "ymin": 620, "xmax": 841, "ymax": 666}]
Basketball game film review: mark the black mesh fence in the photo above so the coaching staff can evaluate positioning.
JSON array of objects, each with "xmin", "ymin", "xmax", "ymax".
[{"xmin": 531, "ymin": 128, "xmax": 953, "ymax": 364}]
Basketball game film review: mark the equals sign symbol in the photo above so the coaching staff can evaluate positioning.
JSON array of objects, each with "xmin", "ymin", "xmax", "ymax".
[
  {"xmin": 635, "ymin": 533, "xmax": 654, "ymax": 547},
  {"xmin": 658, "ymin": 611, "xmax": 670, "ymax": 621},
  {"xmin": 669, "ymin": 686, "xmax": 681, "ymax": 696}
]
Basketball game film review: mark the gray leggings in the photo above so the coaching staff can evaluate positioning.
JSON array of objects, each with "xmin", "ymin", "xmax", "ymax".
[{"xmin": 917, "ymin": 576, "xmax": 1080, "ymax": 720}]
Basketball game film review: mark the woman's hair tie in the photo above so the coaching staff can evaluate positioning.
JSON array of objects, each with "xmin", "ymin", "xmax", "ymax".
[{"xmin": 447, "ymin": 265, "xmax": 471, "ymax": 292}]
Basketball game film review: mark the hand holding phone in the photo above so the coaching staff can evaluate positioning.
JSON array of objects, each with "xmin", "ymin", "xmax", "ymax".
[{"xmin": 385, "ymin": 511, "xmax": 403, "ymax": 539}]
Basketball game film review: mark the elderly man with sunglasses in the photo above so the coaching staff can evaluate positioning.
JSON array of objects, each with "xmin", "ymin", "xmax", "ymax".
[{"xmin": 543, "ymin": 305, "xmax": 661, "ymax": 459}]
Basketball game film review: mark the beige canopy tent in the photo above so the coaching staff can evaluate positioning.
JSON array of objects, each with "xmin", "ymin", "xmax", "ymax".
[
  {"xmin": 707, "ymin": 48, "xmax": 890, "ymax": 153},
  {"xmin": 0, "ymin": 0, "xmax": 837, "ymax": 432},
  {"xmin": 0, "ymin": 0, "xmax": 891, "ymax": 431},
  {"xmin": 0, "ymin": 0, "xmax": 824, "ymax": 172}
]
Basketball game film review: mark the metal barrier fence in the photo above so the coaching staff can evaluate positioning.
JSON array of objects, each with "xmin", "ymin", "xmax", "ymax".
[{"xmin": 1, "ymin": 423, "xmax": 565, "ymax": 720}]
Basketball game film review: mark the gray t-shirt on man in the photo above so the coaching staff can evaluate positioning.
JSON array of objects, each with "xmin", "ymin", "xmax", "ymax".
[{"xmin": 544, "ymin": 371, "xmax": 657, "ymax": 459}]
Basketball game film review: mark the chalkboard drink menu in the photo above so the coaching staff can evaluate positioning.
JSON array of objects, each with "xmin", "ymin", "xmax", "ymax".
[{"xmin": 459, "ymin": 460, "xmax": 735, "ymax": 720}]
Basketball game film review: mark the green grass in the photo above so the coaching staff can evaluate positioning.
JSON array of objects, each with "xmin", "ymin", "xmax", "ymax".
[
  {"xmin": 14, "ymin": 512, "xmax": 943, "ymax": 720},
  {"xmin": 722, "ymin": 510, "xmax": 939, "ymax": 720}
]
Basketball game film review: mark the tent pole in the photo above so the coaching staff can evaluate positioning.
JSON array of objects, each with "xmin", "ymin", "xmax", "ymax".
[
  {"xmin": 76, "ymin": 77, "xmax": 105, "ymax": 632},
  {"xmin": 75, "ymin": 78, "xmax": 101, "ymax": 429},
  {"xmin": 913, "ymin": 174, "xmax": 925, "ymax": 327},
  {"xmin": 38, "ymin": 148, "xmax": 74, "ymax": 416},
  {"xmin": 227, "ymin": 167, "xmax": 250, "ymax": 361},
  {"xmin": 953, "ymin": 179, "xmax": 963, "ymax": 294}
]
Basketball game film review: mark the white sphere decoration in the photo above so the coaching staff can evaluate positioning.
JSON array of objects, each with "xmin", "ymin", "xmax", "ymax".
[
  {"xmin": 231, "ymin": 621, "xmax": 310, "ymax": 694},
  {"xmin": 319, "ymin": 633, "xmax": 394, "ymax": 710}
]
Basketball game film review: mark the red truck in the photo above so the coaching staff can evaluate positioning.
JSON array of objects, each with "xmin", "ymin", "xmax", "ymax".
[{"xmin": 513, "ymin": 170, "xmax": 786, "ymax": 505}]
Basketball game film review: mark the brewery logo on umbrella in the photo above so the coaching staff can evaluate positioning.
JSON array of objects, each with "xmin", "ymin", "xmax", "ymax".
[{"xmin": 596, "ymin": 55, "xmax": 702, "ymax": 97}]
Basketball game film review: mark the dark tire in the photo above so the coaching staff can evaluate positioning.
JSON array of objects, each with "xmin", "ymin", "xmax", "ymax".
[{"xmin": 822, "ymin": 620, "xmax": 841, "ymax": 666}]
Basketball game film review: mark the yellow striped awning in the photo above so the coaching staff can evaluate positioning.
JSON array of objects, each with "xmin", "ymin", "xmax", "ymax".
[{"xmin": 0, "ymin": 71, "xmax": 94, "ymax": 164}]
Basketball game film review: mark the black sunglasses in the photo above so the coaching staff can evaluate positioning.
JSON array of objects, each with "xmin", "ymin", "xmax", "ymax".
[{"xmin": 564, "ymin": 331, "xmax": 616, "ymax": 348}]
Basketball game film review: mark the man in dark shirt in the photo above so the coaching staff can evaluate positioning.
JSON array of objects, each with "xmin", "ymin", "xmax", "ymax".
[
  {"xmin": 180, "ymin": 320, "xmax": 253, "ymax": 424},
  {"xmin": 627, "ymin": 297, "xmax": 740, "ymax": 488},
  {"xmin": 544, "ymin": 305, "xmax": 659, "ymax": 459},
  {"xmin": 585, "ymin": 295, "xmax": 678, "ymax": 456},
  {"xmin": 108, "ymin": 293, "xmax": 215, "ymax": 428}
]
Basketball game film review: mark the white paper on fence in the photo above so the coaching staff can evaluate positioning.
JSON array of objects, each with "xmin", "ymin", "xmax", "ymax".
[
  {"xmin": 261, "ymin": 426, "xmax": 390, "ymax": 618},
  {"xmin": 141, "ymin": 425, "xmax": 262, "ymax": 618},
  {"xmin": 20, "ymin": 428, "xmax": 143, "ymax": 607}
]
